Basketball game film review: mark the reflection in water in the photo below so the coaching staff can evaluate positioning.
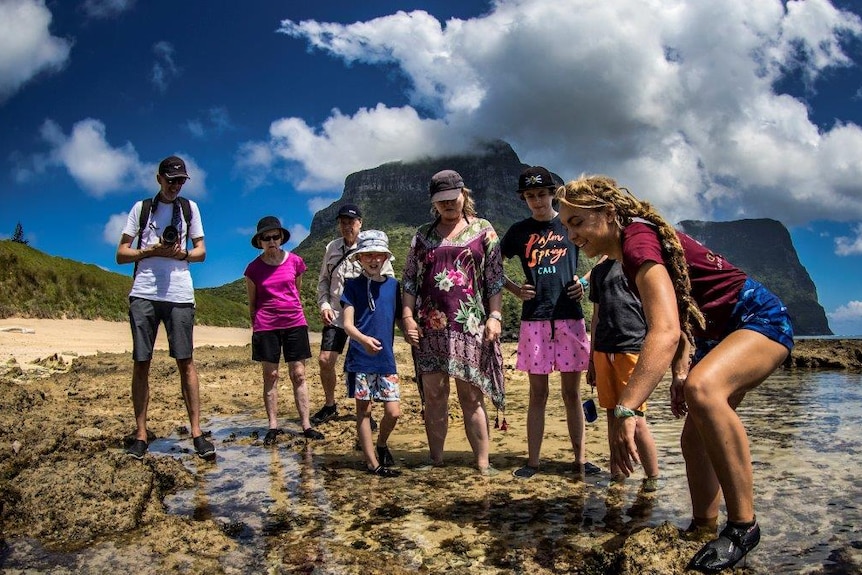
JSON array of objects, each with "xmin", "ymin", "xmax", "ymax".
[
  {"xmin": 178, "ymin": 373, "xmax": 861, "ymax": 573},
  {"xmin": 4, "ymin": 372, "xmax": 861, "ymax": 573}
]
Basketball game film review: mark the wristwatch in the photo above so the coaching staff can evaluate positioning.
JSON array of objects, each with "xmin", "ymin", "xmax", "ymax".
[{"xmin": 614, "ymin": 404, "xmax": 644, "ymax": 419}]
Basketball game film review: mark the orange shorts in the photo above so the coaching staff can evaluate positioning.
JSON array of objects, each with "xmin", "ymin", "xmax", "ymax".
[{"xmin": 592, "ymin": 351, "xmax": 647, "ymax": 412}]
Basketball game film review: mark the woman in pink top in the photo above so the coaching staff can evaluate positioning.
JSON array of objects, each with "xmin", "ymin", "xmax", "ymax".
[{"xmin": 245, "ymin": 216, "xmax": 324, "ymax": 445}]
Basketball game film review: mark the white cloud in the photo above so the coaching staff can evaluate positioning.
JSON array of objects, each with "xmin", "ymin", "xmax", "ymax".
[
  {"xmin": 82, "ymin": 0, "xmax": 135, "ymax": 19},
  {"xmin": 835, "ymin": 224, "xmax": 862, "ymax": 255},
  {"xmin": 151, "ymin": 40, "xmax": 178, "ymax": 93},
  {"xmin": 286, "ymin": 223, "xmax": 309, "ymax": 248},
  {"xmin": 40, "ymin": 118, "xmax": 145, "ymax": 196},
  {"xmin": 103, "ymin": 212, "xmax": 128, "ymax": 245},
  {"xmin": 307, "ymin": 196, "xmax": 336, "ymax": 214},
  {"xmin": 36, "ymin": 117, "xmax": 208, "ymax": 198},
  {"xmin": 186, "ymin": 119, "xmax": 205, "ymax": 138},
  {"xmin": 247, "ymin": 0, "xmax": 862, "ymax": 228},
  {"xmin": 827, "ymin": 300, "xmax": 862, "ymax": 336},
  {"xmin": 0, "ymin": 0, "xmax": 72, "ymax": 102},
  {"xmin": 187, "ymin": 106, "xmax": 234, "ymax": 139}
]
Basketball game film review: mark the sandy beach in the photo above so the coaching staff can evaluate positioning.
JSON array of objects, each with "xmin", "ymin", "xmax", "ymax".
[{"xmin": 0, "ymin": 318, "xmax": 255, "ymax": 368}]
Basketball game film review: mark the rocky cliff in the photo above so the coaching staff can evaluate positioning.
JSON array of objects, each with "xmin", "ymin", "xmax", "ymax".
[
  {"xmin": 677, "ymin": 219, "xmax": 831, "ymax": 336},
  {"xmin": 294, "ymin": 141, "xmax": 831, "ymax": 336}
]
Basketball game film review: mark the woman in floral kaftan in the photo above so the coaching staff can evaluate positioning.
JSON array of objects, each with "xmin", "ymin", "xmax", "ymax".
[{"xmin": 402, "ymin": 170, "xmax": 505, "ymax": 474}]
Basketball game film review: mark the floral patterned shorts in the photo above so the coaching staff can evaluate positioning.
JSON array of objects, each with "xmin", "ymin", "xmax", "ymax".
[{"xmin": 346, "ymin": 372, "xmax": 400, "ymax": 402}]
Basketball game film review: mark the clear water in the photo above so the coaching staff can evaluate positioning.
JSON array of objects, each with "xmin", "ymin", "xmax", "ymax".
[{"xmin": 3, "ymin": 371, "xmax": 861, "ymax": 574}]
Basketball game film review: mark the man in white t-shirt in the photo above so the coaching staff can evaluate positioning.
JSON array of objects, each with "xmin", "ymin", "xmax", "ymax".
[{"xmin": 115, "ymin": 155, "xmax": 215, "ymax": 461}]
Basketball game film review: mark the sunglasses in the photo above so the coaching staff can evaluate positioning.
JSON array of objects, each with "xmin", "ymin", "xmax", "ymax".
[
  {"xmin": 165, "ymin": 176, "xmax": 188, "ymax": 185},
  {"xmin": 260, "ymin": 234, "xmax": 282, "ymax": 242}
]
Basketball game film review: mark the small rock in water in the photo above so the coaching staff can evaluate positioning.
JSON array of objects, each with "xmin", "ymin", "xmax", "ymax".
[{"xmin": 11, "ymin": 440, "xmax": 22, "ymax": 454}]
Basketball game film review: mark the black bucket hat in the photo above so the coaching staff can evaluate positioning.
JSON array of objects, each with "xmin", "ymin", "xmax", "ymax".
[{"xmin": 251, "ymin": 216, "xmax": 290, "ymax": 248}]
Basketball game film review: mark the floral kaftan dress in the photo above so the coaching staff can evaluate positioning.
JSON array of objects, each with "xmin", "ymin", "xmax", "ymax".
[{"xmin": 402, "ymin": 217, "xmax": 506, "ymax": 409}]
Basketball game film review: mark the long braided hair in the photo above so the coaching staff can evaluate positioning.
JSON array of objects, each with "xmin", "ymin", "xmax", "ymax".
[{"xmin": 556, "ymin": 175, "xmax": 705, "ymax": 344}]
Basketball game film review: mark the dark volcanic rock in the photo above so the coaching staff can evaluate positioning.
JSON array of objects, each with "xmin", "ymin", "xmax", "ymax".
[{"xmin": 678, "ymin": 219, "xmax": 831, "ymax": 336}]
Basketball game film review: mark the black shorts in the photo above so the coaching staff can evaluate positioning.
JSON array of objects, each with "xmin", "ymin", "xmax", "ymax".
[
  {"xmin": 252, "ymin": 326, "xmax": 312, "ymax": 363},
  {"xmin": 320, "ymin": 324, "xmax": 349, "ymax": 353}
]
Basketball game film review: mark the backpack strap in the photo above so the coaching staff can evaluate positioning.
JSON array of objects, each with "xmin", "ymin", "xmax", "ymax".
[
  {"xmin": 178, "ymin": 197, "xmax": 192, "ymax": 237},
  {"xmin": 132, "ymin": 196, "xmax": 193, "ymax": 277},
  {"xmin": 136, "ymin": 198, "xmax": 153, "ymax": 250},
  {"xmin": 329, "ymin": 247, "xmax": 358, "ymax": 282}
]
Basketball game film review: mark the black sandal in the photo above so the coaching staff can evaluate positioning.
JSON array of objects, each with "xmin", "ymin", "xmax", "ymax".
[
  {"xmin": 687, "ymin": 520, "xmax": 760, "ymax": 573},
  {"xmin": 368, "ymin": 465, "xmax": 401, "ymax": 478},
  {"xmin": 263, "ymin": 428, "xmax": 282, "ymax": 446}
]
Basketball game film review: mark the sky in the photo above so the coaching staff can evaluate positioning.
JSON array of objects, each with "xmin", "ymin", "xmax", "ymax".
[{"xmin": 0, "ymin": 0, "xmax": 861, "ymax": 335}]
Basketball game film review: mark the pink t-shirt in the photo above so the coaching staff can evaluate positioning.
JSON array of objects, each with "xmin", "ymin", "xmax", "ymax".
[
  {"xmin": 244, "ymin": 252, "xmax": 308, "ymax": 332},
  {"xmin": 621, "ymin": 222, "xmax": 747, "ymax": 339}
]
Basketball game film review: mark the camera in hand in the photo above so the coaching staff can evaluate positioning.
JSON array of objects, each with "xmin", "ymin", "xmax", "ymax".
[{"xmin": 160, "ymin": 225, "xmax": 180, "ymax": 245}]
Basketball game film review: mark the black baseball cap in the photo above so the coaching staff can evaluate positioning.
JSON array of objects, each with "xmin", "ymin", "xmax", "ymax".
[
  {"xmin": 335, "ymin": 203, "xmax": 362, "ymax": 220},
  {"xmin": 158, "ymin": 155, "xmax": 190, "ymax": 179},
  {"xmin": 517, "ymin": 166, "xmax": 555, "ymax": 193}
]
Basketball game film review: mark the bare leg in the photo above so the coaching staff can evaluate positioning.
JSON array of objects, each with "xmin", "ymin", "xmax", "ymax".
[
  {"xmin": 455, "ymin": 378, "xmax": 491, "ymax": 470},
  {"xmin": 606, "ymin": 408, "xmax": 623, "ymax": 478},
  {"xmin": 526, "ymin": 373, "xmax": 550, "ymax": 468},
  {"xmin": 288, "ymin": 360, "xmax": 312, "ymax": 430},
  {"xmin": 681, "ymin": 415, "xmax": 721, "ymax": 521},
  {"xmin": 177, "ymin": 357, "xmax": 203, "ymax": 438},
  {"xmin": 262, "ymin": 361, "xmax": 280, "ymax": 429},
  {"xmin": 317, "ymin": 350, "xmax": 340, "ymax": 407},
  {"xmin": 683, "ymin": 330, "xmax": 788, "ymax": 523},
  {"xmin": 635, "ymin": 416, "xmax": 659, "ymax": 478},
  {"xmin": 561, "ymin": 371, "xmax": 586, "ymax": 464},
  {"xmin": 377, "ymin": 400, "xmax": 401, "ymax": 447},
  {"xmin": 356, "ymin": 399, "xmax": 377, "ymax": 469},
  {"xmin": 422, "ymin": 372, "xmax": 449, "ymax": 465},
  {"xmin": 131, "ymin": 360, "xmax": 151, "ymax": 441}
]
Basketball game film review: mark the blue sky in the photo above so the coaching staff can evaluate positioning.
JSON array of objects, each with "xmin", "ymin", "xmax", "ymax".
[{"xmin": 1, "ymin": 0, "xmax": 861, "ymax": 335}]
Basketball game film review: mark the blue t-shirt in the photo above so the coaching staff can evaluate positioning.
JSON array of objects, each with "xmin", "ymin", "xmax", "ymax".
[{"xmin": 341, "ymin": 275, "xmax": 401, "ymax": 374}]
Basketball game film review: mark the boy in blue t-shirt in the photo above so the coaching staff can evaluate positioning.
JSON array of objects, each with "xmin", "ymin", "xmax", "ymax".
[{"xmin": 341, "ymin": 230, "xmax": 403, "ymax": 477}]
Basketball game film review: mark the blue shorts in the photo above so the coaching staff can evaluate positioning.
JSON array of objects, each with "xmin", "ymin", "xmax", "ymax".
[
  {"xmin": 693, "ymin": 278, "xmax": 794, "ymax": 364},
  {"xmin": 347, "ymin": 372, "xmax": 400, "ymax": 402}
]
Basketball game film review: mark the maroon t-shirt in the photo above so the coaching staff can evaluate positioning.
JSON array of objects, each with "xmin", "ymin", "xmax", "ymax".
[{"xmin": 621, "ymin": 221, "xmax": 747, "ymax": 339}]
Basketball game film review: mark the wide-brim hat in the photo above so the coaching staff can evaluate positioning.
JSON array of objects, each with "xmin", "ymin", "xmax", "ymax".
[
  {"xmin": 251, "ymin": 216, "xmax": 290, "ymax": 248},
  {"xmin": 429, "ymin": 169, "xmax": 465, "ymax": 203},
  {"xmin": 350, "ymin": 230, "xmax": 392, "ymax": 260}
]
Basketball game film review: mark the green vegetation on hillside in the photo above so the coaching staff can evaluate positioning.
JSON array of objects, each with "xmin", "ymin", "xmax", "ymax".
[{"xmin": 0, "ymin": 241, "xmax": 249, "ymax": 327}]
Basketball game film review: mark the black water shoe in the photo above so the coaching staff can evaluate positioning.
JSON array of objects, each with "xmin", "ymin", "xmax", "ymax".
[
  {"xmin": 310, "ymin": 404, "xmax": 338, "ymax": 425},
  {"xmin": 376, "ymin": 445, "xmax": 395, "ymax": 467},
  {"xmin": 126, "ymin": 439, "xmax": 147, "ymax": 460},
  {"xmin": 687, "ymin": 520, "xmax": 760, "ymax": 573},
  {"xmin": 193, "ymin": 435, "xmax": 216, "ymax": 460},
  {"xmin": 263, "ymin": 428, "xmax": 282, "ymax": 446}
]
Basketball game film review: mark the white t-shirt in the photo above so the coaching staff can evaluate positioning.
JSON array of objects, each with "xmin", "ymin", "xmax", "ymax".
[{"xmin": 122, "ymin": 198, "xmax": 204, "ymax": 304}]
